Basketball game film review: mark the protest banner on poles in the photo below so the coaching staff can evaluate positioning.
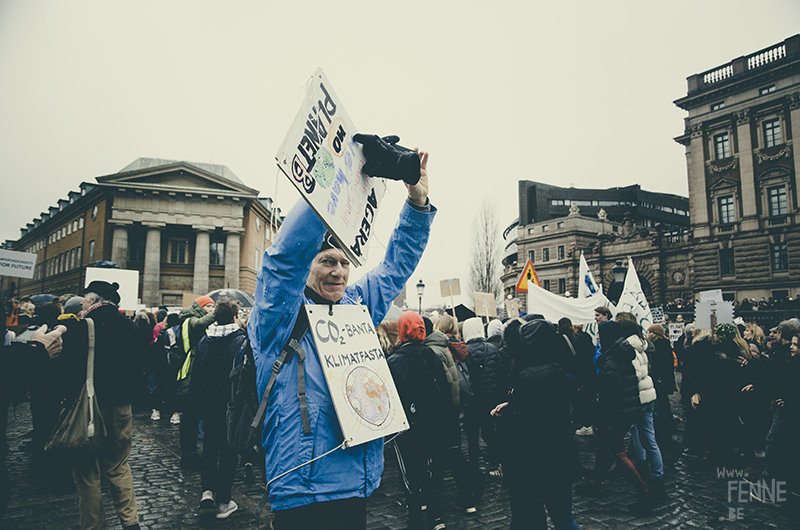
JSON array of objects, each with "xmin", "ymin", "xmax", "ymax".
[
  {"xmin": 276, "ymin": 68, "xmax": 386, "ymax": 267},
  {"xmin": 306, "ymin": 304, "xmax": 407, "ymax": 447}
]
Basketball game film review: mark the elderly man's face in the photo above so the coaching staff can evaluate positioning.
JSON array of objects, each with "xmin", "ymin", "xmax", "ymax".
[
  {"xmin": 307, "ymin": 249, "xmax": 350, "ymax": 302},
  {"xmin": 81, "ymin": 295, "xmax": 94, "ymax": 312}
]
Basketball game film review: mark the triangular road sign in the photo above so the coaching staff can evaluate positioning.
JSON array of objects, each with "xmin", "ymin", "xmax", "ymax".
[{"xmin": 515, "ymin": 260, "xmax": 541, "ymax": 292}]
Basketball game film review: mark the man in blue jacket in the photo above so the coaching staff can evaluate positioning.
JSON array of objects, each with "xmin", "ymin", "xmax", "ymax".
[{"xmin": 248, "ymin": 150, "xmax": 434, "ymax": 530}]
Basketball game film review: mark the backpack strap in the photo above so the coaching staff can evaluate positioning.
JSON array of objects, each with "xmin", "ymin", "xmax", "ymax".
[
  {"xmin": 254, "ymin": 309, "xmax": 310, "ymax": 530},
  {"xmin": 250, "ymin": 308, "xmax": 310, "ymax": 437},
  {"xmin": 229, "ymin": 336, "xmax": 250, "ymax": 403},
  {"xmin": 563, "ymin": 334, "xmax": 577, "ymax": 356}
]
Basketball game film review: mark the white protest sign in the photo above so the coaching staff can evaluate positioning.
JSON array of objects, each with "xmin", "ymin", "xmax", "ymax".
[
  {"xmin": 505, "ymin": 298, "xmax": 520, "ymax": 319},
  {"xmin": 668, "ymin": 323, "xmax": 685, "ymax": 345},
  {"xmin": 650, "ymin": 306, "xmax": 665, "ymax": 325},
  {"xmin": 306, "ymin": 304, "xmax": 408, "ymax": 447},
  {"xmin": 276, "ymin": 68, "xmax": 387, "ymax": 267},
  {"xmin": 84, "ymin": 268, "xmax": 140, "ymax": 312},
  {"xmin": 0, "ymin": 249, "xmax": 37, "ymax": 279},
  {"xmin": 699, "ymin": 289, "xmax": 724, "ymax": 303},
  {"xmin": 694, "ymin": 300, "xmax": 734, "ymax": 330}
]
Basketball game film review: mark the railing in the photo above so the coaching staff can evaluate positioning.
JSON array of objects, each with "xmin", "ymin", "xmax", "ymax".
[
  {"xmin": 748, "ymin": 43, "xmax": 786, "ymax": 70},
  {"xmin": 768, "ymin": 216, "xmax": 788, "ymax": 226},
  {"xmin": 690, "ymin": 35, "xmax": 799, "ymax": 92},
  {"xmin": 718, "ymin": 224, "xmax": 735, "ymax": 233},
  {"xmin": 703, "ymin": 64, "xmax": 734, "ymax": 85}
]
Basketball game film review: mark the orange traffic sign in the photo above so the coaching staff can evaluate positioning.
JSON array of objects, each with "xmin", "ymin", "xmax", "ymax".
[{"xmin": 515, "ymin": 260, "xmax": 541, "ymax": 292}]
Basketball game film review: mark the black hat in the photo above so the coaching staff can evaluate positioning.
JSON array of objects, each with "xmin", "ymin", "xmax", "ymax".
[
  {"xmin": 319, "ymin": 232, "xmax": 344, "ymax": 253},
  {"xmin": 84, "ymin": 280, "xmax": 121, "ymax": 305}
]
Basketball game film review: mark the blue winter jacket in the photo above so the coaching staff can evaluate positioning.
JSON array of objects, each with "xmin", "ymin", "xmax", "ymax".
[{"xmin": 248, "ymin": 197, "xmax": 435, "ymax": 511}]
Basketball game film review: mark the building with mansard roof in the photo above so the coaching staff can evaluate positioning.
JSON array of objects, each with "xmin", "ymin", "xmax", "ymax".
[{"xmin": 1, "ymin": 158, "xmax": 282, "ymax": 307}]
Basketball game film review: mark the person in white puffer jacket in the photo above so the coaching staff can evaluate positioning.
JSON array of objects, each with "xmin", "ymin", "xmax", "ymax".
[{"xmin": 618, "ymin": 318, "xmax": 666, "ymax": 511}]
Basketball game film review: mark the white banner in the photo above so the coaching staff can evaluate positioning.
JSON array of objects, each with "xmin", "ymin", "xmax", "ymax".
[
  {"xmin": 276, "ymin": 68, "xmax": 386, "ymax": 267},
  {"xmin": 306, "ymin": 304, "xmax": 407, "ymax": 447},
  {"xmin": 0, "ymin": 249, "xmax": 36, "ymax": 279},
  {"xmin": 614, "ymin": 257, "xmax": 654, "ymax": 332}
]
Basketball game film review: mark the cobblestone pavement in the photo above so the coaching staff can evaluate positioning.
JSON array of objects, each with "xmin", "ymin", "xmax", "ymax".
[{"xmin": 3, "ymin": 394, "xmax": 798, "ymax": 530}]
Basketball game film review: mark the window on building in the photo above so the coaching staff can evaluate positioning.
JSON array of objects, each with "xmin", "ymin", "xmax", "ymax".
[
  {"xmin": 558, "ymin": 278, "xmax": 566, "ymax": 294},
  {"xmin": 542, "ymin": 279, "xmax": 551, "ymax": 291},
  {"xmin": 557, "ymin": 245, "xmax": 565, "ymax": 260},
  {"xmin": 768, "ymin": 186, "xmax": 788, "ymax": 216},
  {"xmin": 528, "ymin": 250, "xmax": 535, "ymax": 263},
  {"xmin": 528, "ymin": 228, "xmax": 535, "ymax": 234},
  {"xmin": 720, "ymin": 248, "xmax": 735, "ymax": 276},
  {"xmin": 67, "ymin": 224, "xmax": 72, "ymax": 236},
  {"xmin": 210, "ymin": 241, "xmax": 225, "ymax": 266},
  {"xmin": 711, "ymin": 101, "xmax": 725, "ymax": 111},
  {"xmin": 714, "ymin": 133, "xmax": 731, "ymax": 159},
  {"xmin": 76, "ymin": 246, "xmax": 82, "ymax": 267},
  {"xmin": 129, "ymin": 240, "xmax": 146, "ymax": 263},
  {"xmin": 719, "ymin": 196, "xmax": 735, "ymax": 224},
  {"xmin": 170, "ymin": 239, "xmax": 188, "ymax": 264},
  {"xmin": 542, "ymin": 225, "xmax": 549, "ymax": 232},
  {"xmin": 73, "ymin": 220, "xmax": 78, "ymax": 232},
  {"xmin": 542, "ymin": 248, "xmax": 550, "ymax": 262},
  {"xmin": 771, "ymin": 243, "xmax": 788, "ymax": 271},
  {"xmin": 69, "ymin": 249, "xmax": 75, "ymax": 269},
  {"xmin": 88, "ymin": 240, "xmax": 95, "ymax": 262},
  {"xmin": 557, "ymin": 221, "xmax": 564, "ymax": 229},
  {"xmin": 79, "ymin": 217, "xmax": 84, "ymax": 229},
  {"xmin": 760, "ymin": 85, "xmax": 776, "ymax": 95},
  {"xmin": 764, "ymin": 119, "xmax": 783, "ymax": 147}
]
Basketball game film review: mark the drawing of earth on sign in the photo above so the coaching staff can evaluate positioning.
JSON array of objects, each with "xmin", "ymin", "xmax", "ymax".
[{"xmin": 345, "ymin": 366, "xmax": 391, "ymax": 428}]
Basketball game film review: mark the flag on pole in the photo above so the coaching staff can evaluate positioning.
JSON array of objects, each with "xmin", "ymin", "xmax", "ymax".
[
  {"xmin": 515, "ymin": 260, "xmax": 541, "ymax": 292},
  {"xmin": 578, "ymin": 252, "xmax": 600, "ymax": 299}
]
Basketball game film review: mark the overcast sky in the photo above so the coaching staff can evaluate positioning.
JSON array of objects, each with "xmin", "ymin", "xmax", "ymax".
[{"xmin": 1, "ymin": 1, "xmax": 799, "ymax": 308}]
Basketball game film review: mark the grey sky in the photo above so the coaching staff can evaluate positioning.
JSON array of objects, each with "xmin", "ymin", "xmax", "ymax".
[{"xmin": 1, "ymin": 1, "xmax": 798, "ymax": 308}]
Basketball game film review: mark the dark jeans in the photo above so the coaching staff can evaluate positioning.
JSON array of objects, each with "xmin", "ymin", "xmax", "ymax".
[
  {"xmin": 179, "ymin": 399, "xmax": 200, "ymax": 456},
  {"xmin": 200, "ymin": 405, "xmax": 237, "ymax": 504},
  {"xmin": 510, "ymin": 482, "xmax": 579, "ymax": 530},
  {"xmin": 271, "ymin": 496, "xmax": 366, "ymax": 530}
]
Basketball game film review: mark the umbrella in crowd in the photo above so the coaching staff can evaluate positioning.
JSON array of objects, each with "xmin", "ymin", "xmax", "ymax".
[
  {"xmin": 205, "ymin": 289, "xmax": 255, "ymax": 308},
  {"xmin": 29, "ymin": 293, "xmax": 57, "ymax": 304}
]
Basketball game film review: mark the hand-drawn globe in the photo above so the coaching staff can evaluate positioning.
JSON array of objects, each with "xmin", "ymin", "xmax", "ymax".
[{"xmin": 345, "ymin": 366, "xmax": 391, "ymax": 427}]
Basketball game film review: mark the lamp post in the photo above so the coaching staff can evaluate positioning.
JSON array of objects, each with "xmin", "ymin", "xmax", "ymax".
[
  {"xmin": 607, "ymin": 259, "xmax": 626, "ymax": 305},
  {"xmin": 416, "ymin": 278, "xmax": 425, "ymax": 314}
]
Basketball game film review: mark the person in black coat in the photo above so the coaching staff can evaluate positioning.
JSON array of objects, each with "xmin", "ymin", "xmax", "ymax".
[
  {"xmin": 491, "ymin": 317, "xmax": 581, "ymax": 530},
  {"xmin": 388, "ymin": 311, "xmax": 453, "ymax": 530},
  {"xmin": 578, "ymin": 321, "xmax": 651, "ymax": 511},
  {"xmin": 192, "ymin": 298, "xmax": 245, "ymax": 520}
]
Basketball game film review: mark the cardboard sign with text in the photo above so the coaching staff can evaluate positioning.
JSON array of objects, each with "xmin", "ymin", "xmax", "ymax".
[
  {"xmin": 276, "ymin": 68, "xmax": 386, "ymax": 267},
  {"xmin": 84, "ymin": 268, "xmax": 140, "ymax": 312},
  {"xmin": 306, "ymin": 304, "xmax": 407, "ymax": 447}
]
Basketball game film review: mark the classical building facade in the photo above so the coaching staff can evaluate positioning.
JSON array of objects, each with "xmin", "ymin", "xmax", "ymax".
[
  {"xmin": 2, "ymin": 158, "xmax": 282, "ymax": 307},
  {"xmin": 674, "ymin": 34, "xmax": 800, "ymax": 302},
  {"xmin": 501, "ymin": 182, "xmax": 691, "ymax": 307}
]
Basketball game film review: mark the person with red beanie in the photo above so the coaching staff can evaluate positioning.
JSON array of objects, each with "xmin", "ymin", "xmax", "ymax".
[{"xmin": 388, "ymin": 311, "xmax": 453, "ymax": 530}]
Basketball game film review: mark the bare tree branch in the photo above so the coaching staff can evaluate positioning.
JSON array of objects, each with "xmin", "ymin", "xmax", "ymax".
[{"xmin": 468, "ymin": 198, "xmax": 503, "ymax": 308}]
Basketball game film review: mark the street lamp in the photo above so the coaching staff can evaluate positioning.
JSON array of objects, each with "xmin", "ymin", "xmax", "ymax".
[
  {"xmin": 416, "ymin": 278, "xmax": 425, "ymax": 314},
  {"xmin": 608, "ymin": 259, "xmax": 626, "ymax": 305}
]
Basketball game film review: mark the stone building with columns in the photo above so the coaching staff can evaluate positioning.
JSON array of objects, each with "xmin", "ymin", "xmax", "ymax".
[
  {"xmin": 673, "ymin": 34, "xmax": 800, "ymax": 302},
  {"xmin": 2, "ymin": 158, "xmax": 281, "ymax": 307}
]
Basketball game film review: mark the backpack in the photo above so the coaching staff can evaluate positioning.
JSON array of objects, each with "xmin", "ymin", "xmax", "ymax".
[
  {"xmin": 227, "ymin": 311, "xmax": 310, "ymax": 453},
  {"xmin": 448, "ymin": 339, "xmax": 473, "ymax": 398},
  {"xmin": 226, "ymin": 338, "xmax": 258, "ymax": 452},
  {"xmin": 164, "ymin": 319, "xmax": 190, "ymax": 368}
]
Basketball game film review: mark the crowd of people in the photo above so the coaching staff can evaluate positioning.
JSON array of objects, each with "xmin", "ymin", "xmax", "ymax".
[{"xmin": 1, "ymin": 140, "xmax": 798, "ymax": 530}]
